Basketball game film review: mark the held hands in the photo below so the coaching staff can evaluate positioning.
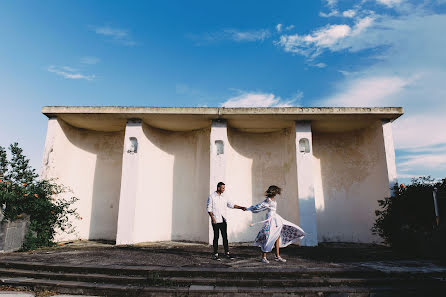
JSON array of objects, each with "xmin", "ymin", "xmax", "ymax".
[{"xmin": 240, "ymin": 206, "xmax": 247, "ymax": 211}]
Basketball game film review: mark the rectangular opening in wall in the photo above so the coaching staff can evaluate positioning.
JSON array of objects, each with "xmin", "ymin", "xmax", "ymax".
[{"xmin": 215, "ymin": 140, "xmax": 224, "ymax": 155}]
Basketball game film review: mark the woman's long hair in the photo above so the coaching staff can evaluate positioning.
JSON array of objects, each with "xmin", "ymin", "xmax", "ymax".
[{"xmin": 265, "ymin": 185, "xmax": 282, "ymax": 198}]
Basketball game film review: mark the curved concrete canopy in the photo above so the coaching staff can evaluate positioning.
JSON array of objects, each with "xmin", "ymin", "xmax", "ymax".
[{"xmin": 42, "ymin": 106, "xmax": 403, "ymax": 133}]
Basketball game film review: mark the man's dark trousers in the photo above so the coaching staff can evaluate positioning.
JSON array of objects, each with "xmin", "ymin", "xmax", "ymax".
[{"xmin": 212, "ymin": 219, "xmax": 228, "ymax": 254}]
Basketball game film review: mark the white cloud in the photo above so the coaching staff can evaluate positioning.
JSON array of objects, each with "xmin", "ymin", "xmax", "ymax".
[
  {"xmin": 80, "ymin": 56, "xmax": 100, "ymax": 65},
  {"xmin": 313, "ymin": 62, "xmax": 327, "ymax": 68},
  {"xmin": 307, "ymin": 24, "xmax": 352, "ymax": 46},
  {"xmin": 320, "ymin": 9, "xmax": 357, "ymax": 18},
  {"xmin": 223, "ymin": 29, "xmax": 270, "ymax": 42},
  {"xmin": 397, "ymin": 172, "xmax": 417, "ymax": 179},
  {"xmin": 277, "ymin": 24, "xmax": 348, "ymax": 57},
  {"xmin": 351, "ymin": 16, "xmax": 374, "ymax": 35},
  {"xmin": 398, "ymin": 152, "xmax": 446, "ymax": 171},
  {"xmin": 285, "ymin": 25, "xmax": 295, "ymax": 31},
  {"xmin": 311, "ymin": 9, "xmax": 446, "ymax": 179},
  {"xmin": 91, "ymin": 25, "xmax": 136, "ymax": 46},
  {"xmin": 400, "ymin": 144, "xmax": 446, "ymax": 154},
  {"xmin": 393, "ymin": 115, "xmax": 446, "ymax": 150},
  {"xmin": 322, "ymin": 75, "xmax": 411, "ymax": 107},
  {"xmin": 276, "ymin": 24, "xmax": 283, "ymax": 32},
  {"xmin": 376, "ymin": 0, "xmax": 405, "ymax": 8},
  {"xmin": 276, "ymin": 16, "xmax": 374, "ymax": 59},
  {"xmin": 320, "ymin": 10, "xmax": 339, "ymax": 18},
  {"xmin": 320, "ymin": 0, "xmax": 341, "ymax": 18},
  {"xmin": 343, "ymin": 10, "xmax": 357, "ymax": 18},
  {"xmin": 220, "ymin": 91, "xmax": 302, "ymax": 107},
  {"xmin": 190, "ymin": 29, "xmax": 271, "ymax": 44},
  {"xmin": 325, "ymin": 0, "xmax": 338, "ymax": 8},
  {"xmin": 47, "ymin": 66, "xmax": 95, "ymax": 81}
]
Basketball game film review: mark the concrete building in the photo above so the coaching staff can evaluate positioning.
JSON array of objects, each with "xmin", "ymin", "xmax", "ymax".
[{"xmin": 41, "ymin": 106, "xmax": 402, "ymax": 246}]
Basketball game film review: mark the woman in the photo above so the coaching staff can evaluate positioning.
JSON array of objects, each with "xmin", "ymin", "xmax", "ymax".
[{"xmin": 247, "ymin": 185, "xmax": 305, "ymax": 263}]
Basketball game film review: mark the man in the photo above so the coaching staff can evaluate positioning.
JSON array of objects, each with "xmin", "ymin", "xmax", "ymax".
[{"xmin": 207, "ymin": 182, "xmax": 246, "ymax": 260}]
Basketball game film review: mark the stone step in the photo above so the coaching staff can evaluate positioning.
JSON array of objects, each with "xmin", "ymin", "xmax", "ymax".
[
  {"xmin": 1, "ymin": 276, "xmax": 442, "ymax": 297},
  {"xmin": 2, "ymin": 260, "xmax": 444, "ymax": 279},
  {"xmin": 163, "ymin": 275, "xmax": 443, "ymax": 287},
  {"xmin": 0, "ymin": 267, "xmax": 428, "ymax": 288},
  {"xmin": 0, "ymin": 268, "xmax": 148, "ymax": 285},
  {"xmin": 0, "ymin": 266, "xmax": 444, "ymax": 289}
]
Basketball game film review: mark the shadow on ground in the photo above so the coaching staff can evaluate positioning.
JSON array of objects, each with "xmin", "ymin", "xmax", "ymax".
[{"xmin": 1, "ymin": 241, "xmax": 444, "ymax": 271}]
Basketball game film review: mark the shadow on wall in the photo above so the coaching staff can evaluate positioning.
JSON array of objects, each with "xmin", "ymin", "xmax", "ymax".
[
  {"xmin": 141, "ymin": 124, "xmax": 210, "ymax": 243},
  {"xmin": 312, "ymin": 120, "xmax": 389, "ymax": 243},
  {"xmin": 226, "ymin": 126, "xmax": 298, "ymax": 242},
  {"xmin": 59, "ymin": 119, "xmax": 124, "ymax": 241}
]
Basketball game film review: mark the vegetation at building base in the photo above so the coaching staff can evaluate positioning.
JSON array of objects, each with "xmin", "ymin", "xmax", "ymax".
[
  {"xmin": 0, "ymin": 143, "xmax": 79, "ymax": 250},
  {"xmin": 373, "ymin": 177, "xmax": 446, "ymax": 259}
]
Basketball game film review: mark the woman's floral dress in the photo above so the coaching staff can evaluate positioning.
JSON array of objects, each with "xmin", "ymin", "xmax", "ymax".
[{"xmin": 248, "ymin": 198, "xmax": 305, "ymax": 252}]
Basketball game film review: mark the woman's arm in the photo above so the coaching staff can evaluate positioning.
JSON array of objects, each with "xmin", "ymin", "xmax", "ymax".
[{"xmin": 247, "ymin": 199, "xmax": 269, "ymax": 213}]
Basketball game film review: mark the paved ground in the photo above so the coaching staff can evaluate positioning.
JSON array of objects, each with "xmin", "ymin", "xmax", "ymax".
[
  {"xmin": 1, "ymin": 240, "xmax": 445, "ymax": 296},
  {"xmin": 1, "ymin": 240, "xmax": 445, "ymax": 272},
  {"xmin": 0, "ymin": 292, "xmax": 99, "ymax": 297},
  {"xmin": 0, "ymin": 293, "xmax": 98, "ymax": 297}
]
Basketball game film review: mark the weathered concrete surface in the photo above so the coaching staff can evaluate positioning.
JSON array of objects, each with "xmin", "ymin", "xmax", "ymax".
[
  {"xmin": 41, "ymin": 118, "xmax": 124, "ymax": 242},
  {"xmin": 1, "ymin": 241, "xmax": 444, "ymax": 272},
  {"xmin": 313, "ymin": 121, "xmax": 390, "ymax": 243},
  {"xmin": 40, "ymin": 107, "xmax": 403, "ymax": 246},
  {"xmin": 41, "ymin": 106, "xmax": 403, "ymax": 133},
  {"xmin": 1, "ymin": 241, "xmax": 445, "ymax": 297},
  {"xmin": 0, "ymin": 292, "xmax": 34, "ymax": 297},
  {"xmin": 0, "ymin": 289, "xmax": 99, "ymax": 297},
  {"xmin": 296, "ymin": 122, "xmax": 318, "ymax": 246},
  {"xmin": 0, "ymin": 215, "xmax": 30, "ymax": 253},
  {"xmin": 225, "ymin": 127, "xmax": 298, "ymax": 243}
]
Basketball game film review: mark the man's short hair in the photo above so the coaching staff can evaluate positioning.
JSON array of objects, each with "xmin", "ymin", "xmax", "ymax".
[{"xmin": 217, "ymin": 182, "xmax": 225, "ymax": 190}]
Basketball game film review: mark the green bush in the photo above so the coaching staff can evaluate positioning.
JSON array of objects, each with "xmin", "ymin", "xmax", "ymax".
[
  {"xmin": 0, "ymin": 143, "xmax": 79, "ymax": 250},
  {"xmin": 372, "ymin": 177, "xmax": 446, "ymax": 256}
]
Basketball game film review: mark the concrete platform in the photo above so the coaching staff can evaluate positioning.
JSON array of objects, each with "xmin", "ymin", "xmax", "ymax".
[{"xmin": 0, "ymin": 241, "xmax": 445, "ymax": 296}]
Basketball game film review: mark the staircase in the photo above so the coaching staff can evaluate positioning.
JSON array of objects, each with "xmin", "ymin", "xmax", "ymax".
[{"xmin": 1, "ymin": 260, "xmax": 445, "ymax": 296}]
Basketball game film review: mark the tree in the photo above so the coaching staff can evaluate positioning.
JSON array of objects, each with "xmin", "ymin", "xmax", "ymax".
[
  {"xmin": 372, "ymin": 177, "xmax": 446, "ymax": 257},
  {"xmin": 0, "ymin": 143, "xmax": 79, "ymax": 250}
]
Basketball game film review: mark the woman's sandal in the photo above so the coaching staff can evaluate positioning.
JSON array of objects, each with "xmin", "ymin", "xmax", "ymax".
[{"xmin": 275, "ymin": 256, "xmax": 287, "ymax": 262}]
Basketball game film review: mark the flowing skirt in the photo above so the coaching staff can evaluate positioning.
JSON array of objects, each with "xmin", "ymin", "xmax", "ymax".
[{"xmin": 253, "ymin": 214, "xmax": 305, "ymax": 252}]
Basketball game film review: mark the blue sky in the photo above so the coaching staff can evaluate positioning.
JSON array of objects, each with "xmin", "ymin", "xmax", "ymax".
[{"xmin": 1, "ymin": 0, "xmax": 445, "ymax": 183}]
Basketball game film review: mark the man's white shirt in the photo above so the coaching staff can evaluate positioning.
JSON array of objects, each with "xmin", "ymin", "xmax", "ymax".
[{"xmin": 206, "ymin": 191, "xmax": 234, "ymax": 223}]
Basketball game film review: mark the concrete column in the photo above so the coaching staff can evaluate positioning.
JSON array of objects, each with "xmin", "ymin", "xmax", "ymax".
[
  {"xmin": 116, "ymin": 119, "xmax": 142, "ymax": 245},
  {"xmin": 295, "ymin": 121, "xmax": 318, "ymax": 246},
  {"xmin": 209, "ymin": 119, "xmax": 228, "ymax": 244},
  {"xmin": 41, "ymin": 116, "xmax": 59, "ymax": 178},
  {"xmin": 382, "ymin": 120, "xmax": 398, "ymax": 195}
]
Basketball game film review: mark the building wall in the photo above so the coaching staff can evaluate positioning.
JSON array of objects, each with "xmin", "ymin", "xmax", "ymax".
[
  {"xmin": 312, "ymin": 120, "xmax": 389, "ymax": 243},
  {"xmin": 132, "ymin": 123, "xmax": 210, "ymax": 243},
  {"xmin": 225, "ymin": 127, "xmax": 299, "ymax": 242},
  {"xmin": 41, "ymin": 118, "xmax": 124, "ymax": 241},
  {"xmin": 41, "ymin": 117, "xmax": 393, "ymax": 244}
]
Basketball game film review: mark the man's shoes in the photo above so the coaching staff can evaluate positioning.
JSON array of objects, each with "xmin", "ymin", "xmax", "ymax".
[
  {"xmin": 275, "ymin": 256, "xmax": 287, "ymax": 262},
  {"xmin": 212, "ymin": 253, "xmax": 221, "ymax": 261},
  {"xmin": 261, "ymin": 257, "xmax": 270, "ymax": 264},
  {"xmin": 224, "ymin": 253, "xmax": 235, "ymax": 260}
]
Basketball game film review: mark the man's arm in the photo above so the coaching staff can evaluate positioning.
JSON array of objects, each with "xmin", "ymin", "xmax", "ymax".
[
  {"xmin": 207, "ymin": 196, "xmax": 217, "ymax": 224},
  {"xmin": 208, "ymin": 211, "xmax": 217, "ymax": 224},
  {"xmin": 233, "ymin": 205, "xmax": 247, "ymax": 211},
  {"xmin": 227, "ymin": 199, "xmax": 247, "ymax": 211}
]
